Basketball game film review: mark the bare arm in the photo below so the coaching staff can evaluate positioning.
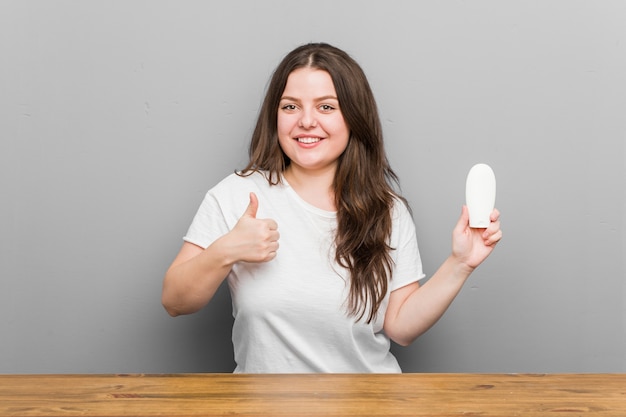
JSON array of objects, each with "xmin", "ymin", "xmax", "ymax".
[
  {"xmin": 161, "ymin": 240, "xmax": 234, "ymax": 317},
  {"xmin": 384, "ymin": 206, "xmax": 502, "ymax": 346},
  {"xmin": 161, "ymin": 192, "xmax": 279, "ymax": 317}
]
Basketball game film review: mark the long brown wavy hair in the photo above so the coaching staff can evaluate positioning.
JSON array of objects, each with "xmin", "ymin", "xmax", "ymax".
[{"xmin": 239, "ymin": 43, "xmax": 405, "ymax": 323}]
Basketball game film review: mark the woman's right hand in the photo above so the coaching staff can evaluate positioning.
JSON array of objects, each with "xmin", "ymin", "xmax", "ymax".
[
  {"xmin": 223, "ymin": 192, "xmax": 280, "ymax": 264},
  {"xmin": 162, "ymin": 192, "xmax": 279, "ymax": 316}
]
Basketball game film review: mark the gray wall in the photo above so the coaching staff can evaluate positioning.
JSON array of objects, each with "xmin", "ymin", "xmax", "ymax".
[{"xmin": 1, "ymin": 1, "xmax": 624, "ymax": 373}]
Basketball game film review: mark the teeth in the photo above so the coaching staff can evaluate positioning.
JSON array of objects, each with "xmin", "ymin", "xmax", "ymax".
[{"xmin": 297, "ymin": 137, "xmax": 320, "ymax": 144}]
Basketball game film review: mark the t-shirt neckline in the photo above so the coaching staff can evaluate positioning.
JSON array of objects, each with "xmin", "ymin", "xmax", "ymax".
[{"xmin": 281, "ymin": 175, "xmax": 337, "ymax": 219}]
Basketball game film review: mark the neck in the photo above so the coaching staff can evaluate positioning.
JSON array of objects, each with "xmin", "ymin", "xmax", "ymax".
[{"xmin": 284, "ymin": 165, "xmax": 336, "ymax": 211}]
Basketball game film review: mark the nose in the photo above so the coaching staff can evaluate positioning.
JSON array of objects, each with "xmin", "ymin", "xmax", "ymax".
[{"xmin": 298, "ymin": 109, "xmax": 317, "ymax": 128}]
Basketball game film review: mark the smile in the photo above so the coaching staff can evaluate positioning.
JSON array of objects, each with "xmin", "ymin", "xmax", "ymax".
[{"xmin": 296, "ymin": 137, "xmax": 321, "ymax": 144}]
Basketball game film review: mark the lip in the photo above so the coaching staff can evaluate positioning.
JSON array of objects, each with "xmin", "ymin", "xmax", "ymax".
[
  {"xmin": 292, "ymin": 134, "xmax": 324, "ymax": 146},
  {"xmin": 293, "ymin": 134, "xmax": 323, "ymax": 139}
]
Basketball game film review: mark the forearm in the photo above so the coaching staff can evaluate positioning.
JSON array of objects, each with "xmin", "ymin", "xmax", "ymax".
[
  {"xmin": 162, "ymin": 198, "xmax": 280, "ymax": 317},
  {"xmin": 388, "ymin": 255, "xmax": 474, "ymax": 346},
  {"xmin": 161, "ymin": 238, "xmax": 234, "ymax": 317},
  {"xmin": 386, "ymin": 206, "xmax": 501, "ymax": 346}
]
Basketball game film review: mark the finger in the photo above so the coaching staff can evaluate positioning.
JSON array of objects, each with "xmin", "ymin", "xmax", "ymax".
[
  {"xmin": 243, "ymin": 192, "xmax": 258, "ymax": 219},
  {"xmin": 484, "ymin": 229, "xmax": 503, "ymax": 246},
  {"xmin": 263, "ymin": 242, "xmax": 280, "ymax": 262},
  {"xmin": 482, "ymin": 219, "xmax": 501, "ymax": 240},
  {"xmin": 263, "ymin": 228, "xmax": 280, "ymax": 245},
  {"xmin": 490, "ymin": 208, "xmax": 500, "ymax": 222},
  {"xmin": 266, "ymin": 219, "xmax": 279, "ymax": 231}
]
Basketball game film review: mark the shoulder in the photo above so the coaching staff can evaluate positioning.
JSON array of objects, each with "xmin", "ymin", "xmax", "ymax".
[
  {"xmin": 389, "ymin": 195, "xmax": 418, "ymax": 244},
  {"xmin": 206, "ymin": 170, "xmax": 287, "ymax": 215},
  {"xmin": 390, "ymin": 195, "xmax": 413, "ymax": 223},
  {"xmin": 210, "ymin": 171, "xmax": 272, "ymax": 194}
]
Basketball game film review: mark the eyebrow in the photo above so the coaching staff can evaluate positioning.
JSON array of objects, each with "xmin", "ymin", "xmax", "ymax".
[{"xmin": 280, "ymin": 95, "xmax": 339, "ymax": 102}]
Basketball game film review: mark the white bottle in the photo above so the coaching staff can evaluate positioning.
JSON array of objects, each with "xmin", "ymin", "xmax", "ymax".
[{"xmin": 465, "ymin": 163, "xmax": 496, "ymax": 228}]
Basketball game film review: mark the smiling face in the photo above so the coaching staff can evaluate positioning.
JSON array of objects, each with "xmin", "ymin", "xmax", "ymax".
[{"xmin": 277, "ymin": 67, "xmax": 350, "ymax": 178}]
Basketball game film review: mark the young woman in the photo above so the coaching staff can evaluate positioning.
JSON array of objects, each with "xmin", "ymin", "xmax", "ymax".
[{"xmin": 162, "ymin": 43, "xmax": 502, "ymax": 373}]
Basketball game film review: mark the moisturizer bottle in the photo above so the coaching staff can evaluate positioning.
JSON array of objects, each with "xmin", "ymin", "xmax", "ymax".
[{"xmin": 465, "ymin": 163, "xmax": 496, "ymax": 228}]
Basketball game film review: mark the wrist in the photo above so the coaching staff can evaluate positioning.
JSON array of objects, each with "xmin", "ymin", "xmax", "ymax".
[
  {"xmin": 207, "ymin": 235, "xmax": 239, "ymax": 269},
  {"xmin": 447, "ymin": 254, "xmax": 476, "ymax": 278}
]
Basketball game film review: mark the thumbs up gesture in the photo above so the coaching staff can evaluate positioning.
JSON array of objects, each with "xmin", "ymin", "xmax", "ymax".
[{"xmin": 228, "ymin": 192, "xmax": 280, "ymax": 263}]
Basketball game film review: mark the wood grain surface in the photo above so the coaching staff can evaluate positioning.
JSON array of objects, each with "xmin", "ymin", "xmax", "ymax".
[{"xmin": 1, "ymin": 373, "xmax": 625, "ymax": 416}]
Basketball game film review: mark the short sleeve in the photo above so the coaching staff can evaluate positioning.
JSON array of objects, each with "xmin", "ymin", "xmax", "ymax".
[
  {"xmin": 389, "ymin": 201, "xmax": 426, "ymax": 291},
  {"xmin": 183, "ymin": 190, "xmax": 230, "ymax": 249}
]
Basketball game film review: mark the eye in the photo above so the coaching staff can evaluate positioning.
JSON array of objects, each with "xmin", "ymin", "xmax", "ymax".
[
  {"xmin": 281, "ymin": 104, "xmax": 298, "ymax": 111},
  {"xmin": 319, "ymin": 104, "xmax": 336, "ymax": 112}
]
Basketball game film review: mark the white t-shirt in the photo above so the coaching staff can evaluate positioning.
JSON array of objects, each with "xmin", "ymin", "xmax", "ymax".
[{"xmin": 184, "ymin": 171, "xmax": 425, "ymax": 373}]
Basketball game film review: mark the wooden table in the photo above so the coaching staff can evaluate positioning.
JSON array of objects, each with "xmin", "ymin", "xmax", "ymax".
[{"xmin": 1, "ymin": 373, "xmax": 625, "ymax": 416}]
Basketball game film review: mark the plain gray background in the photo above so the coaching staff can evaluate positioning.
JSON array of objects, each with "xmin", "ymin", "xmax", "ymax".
[{"xmin": 1, "ymin": 1, "xmax": 624, "ymax": 373}]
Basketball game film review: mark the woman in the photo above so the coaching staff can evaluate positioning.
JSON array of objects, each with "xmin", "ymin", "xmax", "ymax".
[{"xmin": 162, "ymin": 43, "xmax": 502, "ymax": 372}]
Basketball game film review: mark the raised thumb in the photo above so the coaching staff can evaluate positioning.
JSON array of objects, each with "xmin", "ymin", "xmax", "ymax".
[{"xmin": 243, "ymin": 192, "xmax": 258, "ymax": 218}]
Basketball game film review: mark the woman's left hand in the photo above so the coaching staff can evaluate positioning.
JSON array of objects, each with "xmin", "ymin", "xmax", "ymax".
[{"xmin": 452, "ymin": 206, "xmax": 502, "ymax": 270}]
